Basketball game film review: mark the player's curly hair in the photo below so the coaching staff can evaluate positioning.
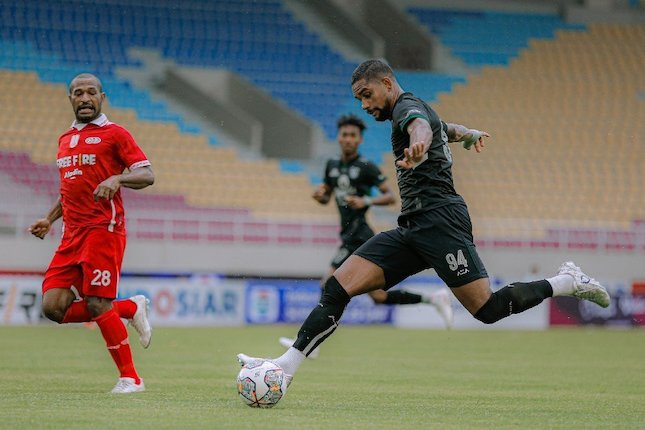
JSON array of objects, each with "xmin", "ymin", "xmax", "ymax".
[
  {"xmin": 337, "ymin": 114, "xmax": 367, "ymax": 134},
  {"xmin": 351, "ymin": 59, "xmax": 394, "ymax": 85}
]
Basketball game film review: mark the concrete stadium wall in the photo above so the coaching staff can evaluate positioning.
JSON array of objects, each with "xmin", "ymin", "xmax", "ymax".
[{"xmin": 1, "ymin": 236, "xmax": 643, "ymax": 283}]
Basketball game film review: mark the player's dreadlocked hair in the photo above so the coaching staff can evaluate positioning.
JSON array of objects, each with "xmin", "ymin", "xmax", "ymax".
[
  {"xmin": 351, "ymin": 59, "xmax": 394, "ymax": 85},
  {"xmin": 336, "ymin": 114, "xmax": 367, "ymax": 134}
]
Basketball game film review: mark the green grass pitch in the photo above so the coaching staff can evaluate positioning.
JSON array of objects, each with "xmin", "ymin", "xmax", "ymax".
[{"xmin": 1, "ymin": 325, "xmax": 643, "ymax": 430}]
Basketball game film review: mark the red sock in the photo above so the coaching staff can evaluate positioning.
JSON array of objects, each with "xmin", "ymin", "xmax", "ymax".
[
  {"xmin": 61, "ymin": 301, "xmax": 93, "ymax": 323},
  {"xmin": 112, "ymin": 299, "xmax": 137, "ymax": 319},
  {"xmin": 94, "ymin": 308, "xmax": 140, "ymax": 383},
  {"xmin": 62, "ymin": 299, "xmax": 136, "ymax": 323}
]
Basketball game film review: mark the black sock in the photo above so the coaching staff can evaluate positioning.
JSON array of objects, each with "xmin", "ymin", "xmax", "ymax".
[
  {"xmin": 384, "ymin": 290, "xmax": 423, "ymax": 305},
  {"xmin": 474, "ymin": 280, "xmax": 552, "ymax": 324},
  {"xmin": 293, "ymin": 276, "xmax": 350, "ymax": 356}
]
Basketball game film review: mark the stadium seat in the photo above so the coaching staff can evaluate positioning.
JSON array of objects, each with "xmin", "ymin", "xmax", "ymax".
[{"xmin": 422, "ymin": 23, "xmax": 644, "ymax": 236}]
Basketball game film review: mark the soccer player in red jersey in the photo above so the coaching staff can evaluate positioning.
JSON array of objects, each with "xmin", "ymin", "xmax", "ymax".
[{"xmin": 29, "ymin": 73, "xmax": 155, "ymax": 394}]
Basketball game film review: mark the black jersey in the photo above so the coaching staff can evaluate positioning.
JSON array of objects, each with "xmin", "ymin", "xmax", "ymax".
[
  {"xmin": 390, "ymin": 92, "xmax": 465, "ymax": 215},
  {"xmin": 324, "ymin": 155, "xmax": 386, "ymax": 245}
]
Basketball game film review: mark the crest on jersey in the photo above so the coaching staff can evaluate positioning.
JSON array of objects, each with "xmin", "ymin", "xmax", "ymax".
[
  {"xmin": 349, "ymin": 166, "xmax": 360, "ymax": 179},
  {"xmin": 337, "ymin": 174, "xmax": 350, "ymax": 189},
  {"xmin": 329, "ymin": 167, "xmax": 340, "ymax": 178},
  {"xmin": 69, "ymin": 134, "xmax": 80, "ymax": 148}
]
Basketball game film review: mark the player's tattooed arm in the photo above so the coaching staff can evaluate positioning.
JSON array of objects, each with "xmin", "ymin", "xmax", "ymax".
[
  {"xmin": 28, "ymin": 196, "xmax": 62, "ymax": 239},
  {"xmin": 312, "ymin": 184, "xmax": 332, "ymax": 205},
  {"xmin": 446, "ymin": 123, "xmax": 490, "ymax": 153},
  {"xmin": 446, "ymin": 123, "xmax": 471, "ymax": 142},
  {"xmin": 94, "ymin": 166, "xmax": 155, "ymax": 201}
]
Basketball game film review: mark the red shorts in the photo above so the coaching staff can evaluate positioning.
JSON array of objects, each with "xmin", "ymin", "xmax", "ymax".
[{"xmin": 42, "ymin": 227, "xmax": 126, "ymax": 299}]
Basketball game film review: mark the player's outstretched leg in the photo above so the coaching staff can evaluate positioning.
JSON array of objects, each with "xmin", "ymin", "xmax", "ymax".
[
  {"xmin": 472, "ymin": 261, "xmax": 609, "ymax": 324},
  {"xmin": 238, "ymin": 276, "xmax": 350, "ymax": 379}
]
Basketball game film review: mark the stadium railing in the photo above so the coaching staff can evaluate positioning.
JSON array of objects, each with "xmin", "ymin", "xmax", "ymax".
[{"xmin": 2, "ymin": 212, "xmax": 643, "ymax": 252}]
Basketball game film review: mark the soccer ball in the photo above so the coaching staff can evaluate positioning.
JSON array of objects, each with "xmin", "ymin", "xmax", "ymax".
[{"xmin": 236, "ymin": 360, "xmax": 288, "ymax": 408}]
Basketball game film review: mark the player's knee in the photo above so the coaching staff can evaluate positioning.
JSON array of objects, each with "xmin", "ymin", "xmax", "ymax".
[
  {"xmin": 473, "ymin": 294, "xmax": 506, "ymax": 324},
  {"xmin": 85, "ymin": 296, "xmax": 112, "ymax": 317},
  {"xmin": 321, "ymin": 276, "xmax": 351, "ymax": 307},
  {"xmin": 41, "ymin": 302, "xmax": 66, "ymax": 323},
  {"xmin": 41, "ymin": 289, "xmax": 75, "ymax": 323}
]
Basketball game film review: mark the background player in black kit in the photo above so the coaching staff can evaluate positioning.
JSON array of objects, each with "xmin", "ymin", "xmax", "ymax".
[
  {"xmin": 239, "ymin": 59, "xmax": 610, "ymax": 386},
  {"xmin": 279, "ymin": 114, "xmax": 453, "ymax": 357}
]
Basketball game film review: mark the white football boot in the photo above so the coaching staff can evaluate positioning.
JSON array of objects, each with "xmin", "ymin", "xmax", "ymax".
[
  {"xmin": 557, "ymin": 261, "xmax": 610, "ymax": 308},
  {"xmin": 111, "ymin": 377, "xmax": 145, "ymax": 394},
  {"xmin": 129, "ymin": 295, "xmax": 152, "ymax": 348},
  {"xmin": 278, "ymin": 337, "xmax": 320, "ymax": 359},
  {"xmin": 422, "ymin": 289, "xmax": 454, "ymax": 329},
  {"xmin": 237, "ymin": 353, "xmax": 293, "ymax": 387}
]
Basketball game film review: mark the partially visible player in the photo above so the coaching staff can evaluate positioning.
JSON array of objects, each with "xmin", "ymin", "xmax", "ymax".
[
  {"xmin": 279, "ymin": 114, "xmax": 452, "ymax": 356},
  {"xmin": 316, "ymin": 114, "xmax": 451, "ymax": 313},
  {"xmin": 29, "ymin": 73, "xmax": 154, "ymax": 394},
  {"xmin": 239, "ymin": 59, "xmax": 610, "ymax": 386}
]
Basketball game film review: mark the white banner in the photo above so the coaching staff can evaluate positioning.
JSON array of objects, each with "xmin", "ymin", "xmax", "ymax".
[
  {"xmin": 117, "ymin": 275, "xmax": 246, "ymax": 326},
  {"xmin": 0, "ymin": 276, "xmax": 45, "ymax": 325},
  {"xmin": 0, "ymin": 275, "xmax": 246, "ymax": 326}
]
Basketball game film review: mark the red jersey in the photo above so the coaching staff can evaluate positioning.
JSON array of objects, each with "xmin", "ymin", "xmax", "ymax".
[{"xmin": 56, "ymin": 114, "xmax": 150, "ymax": 234}]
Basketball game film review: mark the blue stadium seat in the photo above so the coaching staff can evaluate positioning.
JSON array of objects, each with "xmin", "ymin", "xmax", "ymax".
[
  {"xmin": 2, "ymin": 0, "xmax": 356, "ymax": 142},
  {"xmin": 408, "ymin": 7, "xmax": 585, "ymax": 67}
]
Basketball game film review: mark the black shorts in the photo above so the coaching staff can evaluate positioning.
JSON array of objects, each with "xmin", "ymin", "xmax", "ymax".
[
  {"xmin": 354, "ymin": 203, "xmax": 488, "ymax": 288},
  {"xmin": 330, "ymin": 241, "xmax": 366, "ymax": 269}
]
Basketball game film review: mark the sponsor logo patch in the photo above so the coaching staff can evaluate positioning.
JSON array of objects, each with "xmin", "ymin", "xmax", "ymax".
[
  {"xmin": 70, "ymin": 134, "xmax": 80, "ymax": 148},
  {"xmin": 85, "ymin": 137, "xmax": 101, "ymax": 144},
  {"xmin": 404, "ymin": 109, "xmax": 423, "ymax": 120}
]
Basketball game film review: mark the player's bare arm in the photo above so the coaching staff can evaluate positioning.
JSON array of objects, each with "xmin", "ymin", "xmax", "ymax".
[
  {"xmin": 345, "ymin": 182, "xmax": 396, "ymax": 209},
  {"xmin": 93, "ymin": 166, "xmax": 155, "ymax": 201},
  {"xmin": 446, "ymin": 123, "xmax": 490, "ymax": 153},
  {"xmin": 29, "ymin": 196, "xmax": 62, "ymax": 240},
  {"xmin": 396, "ymin": 117, "xmax": 433, "ymax": 170},
  {"xmin": 312, "ymin": 184, "xmax": 332, "ymax": 205}
]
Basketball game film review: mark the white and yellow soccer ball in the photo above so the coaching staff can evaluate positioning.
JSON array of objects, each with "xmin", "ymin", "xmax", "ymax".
[{"xmin": 236, "ymin": 360, "xmax": 288, "ymax": 408}]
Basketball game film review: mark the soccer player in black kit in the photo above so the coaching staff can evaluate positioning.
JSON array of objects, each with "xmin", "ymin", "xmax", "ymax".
[
  {"xmin": 278, "ymin": 114, "xmax": 453, "ymax": 357},
  {"xmin": 239, "ymin": 59, "xmax": 610, "ymax": 386}
]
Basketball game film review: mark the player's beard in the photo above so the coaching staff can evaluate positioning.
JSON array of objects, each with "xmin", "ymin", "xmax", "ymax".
[{"xmin": 371, "ymin": 102, "xmax": 391, "ymax": 122}]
